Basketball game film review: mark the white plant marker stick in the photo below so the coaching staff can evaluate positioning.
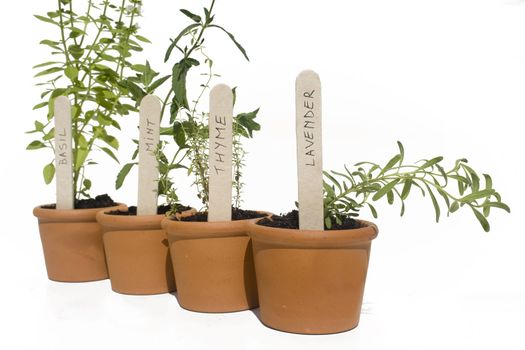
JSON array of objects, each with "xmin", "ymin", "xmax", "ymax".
[
  {"xmin": 54, "ymin": 96, "xmax": 74, "ymax": 210},
  {"xmin": 208, "ymin": 84, "xmax": 233, "ymax": 222},
  {"xmin": 296, "ymin": 70, "xmax": 324, "ymax": 230},
  {"xmin": 137, "ymin": 95, "xmax": 161, "ymax": 216}
]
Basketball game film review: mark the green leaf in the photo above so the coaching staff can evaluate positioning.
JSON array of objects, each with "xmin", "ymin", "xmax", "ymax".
[
  {"xmin": 401, "ymin": 178, "xmax": 412, "ymax": 200},
  {"xmin": 33, "ymin": 102, "xmax": 49, "ymax": 110},
  {"xmin": 68, "ymin": 44, "xmax": 84, "ymax": 60},
  {"xmin": 460, "ymin": 189, "xmax": 496, "ymax": 203},
  {"xmin": 171, "ymin": 58, "xmax": 200, "ymax": 113},
  {"xmin": 64, "ymin": 66, "xmax": 78, "ymax": 81},
  {"xmin": 324, "ymin": 217, "xmax": 332, "ymax": 229},
  {"xmin": 481, "ymin": 202, "xmax": 510, "ymax": 213},
  {"xmin": 172, "ymin": 121, "xmax": 187, "ymax": 147},
  {"xmin": 34, "ymin": 67, "xmax": 62, "ymax": 77},
  {"xmin": 164, "ymin": 23, "xmax": 200, "ymax": 62},
  {"xmin": 34, "ymin": 14, "xmax": 57, "ymax": 25},
  {"xmin": 119, "ymin": 79, "xmax": 146, "ymax": 102},
  {"xmin": 83, "ymin": 179, "xmax": 92, "ymax": 190},
  {"xmin": 418, "ymin": 156, "xmax": 443, "ymax": 170},
  {"xmin": 135, "ymin": 35, "xmax": 151, "ymax": 43},
  {"xmin": 33, "ymin": 61, "xmax": 61, "ymax": 69},
  {"xmin": 483, "ymin": 174, "xmax": 492, "ymax": 190},
  {"xmin": 323, "ymin": 171, "xmax": 342, "ymax": 192},
  {"xmin": 148, "ymin": 75, "xmax": 171, "ymax": 92},
  {"xmin": 397, "ymin": 141, "xmax": 404, "ymax": 165},
  {"xmin": 74, "ymin": 134, "xmax": 89, "ymax": 171},
  {"xmin": 234, "ymin": 108, "xmax": 261, "ymax": 138},
  {"xmin": 100, "ymin": 147, "xmax": 119, "ymax": 163},
  {"xmin": 472, "ymin": 207, "xmax": 490, "ymax": 232},
  {"xmin": 180, "ymin": 9, "xmax": 202, "ymax": 22},
  {"xmin": 26, "ymin": 140, "xmax": 46, "ymax": 150},
  {"xmin": 450, "ymin": 201, "xmax": 460, "ymax": 213},
  {"xmin": 425, "ymin": 184, "xmax": 440, "ymax": 223},
  {"xmin": 116, "ymin": 163, "xmax": 136, "ymax": 189},
  {"xmin": 209, "ymin": 24, "xmax": 250, "ymax": 61},
  {"xmin": 378, "ymin": 154, "xmax": 400, "ymax": 176},
  {"xmin": 367, "ymin": 203, "xmax": 378, "ymax": 219},
  {"xmin": 43, "ymin": 162, "xmax": 55, "ymax": 184},
  {"xmin": 372, "ymin": 179, "xmax": 400, "ymax": 201}
]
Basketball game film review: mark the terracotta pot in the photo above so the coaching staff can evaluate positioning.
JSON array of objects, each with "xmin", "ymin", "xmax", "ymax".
[
  {"xmin": 33, "ymin": 203, "xmax": 126, "ymax": 282},
  {"xmin": 96, "ymin": 210, "xmax": 184, "ymax": 295},
  {"xmin": 247, "ymin": 219, "xmax": 379, "ymax": 334},
  {"xmin": 161, "ymin": 214, "xmax": 267, "ymax": 313}
]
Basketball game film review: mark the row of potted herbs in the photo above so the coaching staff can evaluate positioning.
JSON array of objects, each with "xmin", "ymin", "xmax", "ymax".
[{"xmin": 29, "ymin": 0, "xmax": 510, "ymax": 335}]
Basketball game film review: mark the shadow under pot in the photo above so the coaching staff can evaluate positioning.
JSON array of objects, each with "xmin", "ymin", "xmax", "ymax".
[
  {"xmin": 96, "ymin": 207, "xmax": 193, "ymax": 295},
  {"xmin": 247, "ymin": 218, "xmax": 379, "ymax": 335},
  {"xmin": 161, "ymin": 211, "xmax": 267, "ymax": 313},
  {"xmin": 33, "ymin": 202, "xmax": 126, "ymax": 282}
]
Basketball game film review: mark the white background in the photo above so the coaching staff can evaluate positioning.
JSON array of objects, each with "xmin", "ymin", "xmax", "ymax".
[{"xmin": 1, "ymin": 0, "xmax": 525, "ymax": 349}]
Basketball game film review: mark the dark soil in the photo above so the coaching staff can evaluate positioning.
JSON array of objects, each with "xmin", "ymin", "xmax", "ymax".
[
  {"xmin": 41, "ymin": 194, "xmax": 117, "ymax": 210},
  {"xmin": 107, "ymin": 204, "xmax": 192, "ymax": 216},
  {"xmin": 257, "ymin": 210, "xmax": 361, "ymax": 230},
  {"xmin": 179, "ymin": 208, "xmax": 267, "ymax": 222}
]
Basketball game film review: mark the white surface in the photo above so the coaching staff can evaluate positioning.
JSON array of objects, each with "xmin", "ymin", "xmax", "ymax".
[{"xmin": 1, "ymin": 0, "xmax": 525, "ymax": 349}]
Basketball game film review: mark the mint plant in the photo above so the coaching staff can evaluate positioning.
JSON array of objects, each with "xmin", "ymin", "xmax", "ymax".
[
  {"xmin": 323, "ymin": 142, "xmax": 510, "ymax": 232},
  {"xmin": 27, "ymin": 0, "xmax": 158, "ymax": 199},
  {"xmin": 116, "ymin": 0, "xmax": 260, "ymax": 212}
]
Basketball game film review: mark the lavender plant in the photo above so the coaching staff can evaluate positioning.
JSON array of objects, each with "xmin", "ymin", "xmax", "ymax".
[{"xmin": 323, "ymin": 142, "xmax": 510, "ymax": 232}]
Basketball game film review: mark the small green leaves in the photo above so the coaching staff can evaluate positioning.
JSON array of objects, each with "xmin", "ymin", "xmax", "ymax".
[
  {"xmin": 34, "ymin": 67, "xmax": 62, "ymax": 78},
  {"xmin": 209, "ymin": 24, "xmax": 250, "ymax": 61},
  {"xmin": 401, "ymin": 178, "xmax": 412, "ymax": 200},
  {"xmin": 234, "ymin": 109, "xmax": 261, "ymax": 138},
  {"xmin": 323, "ymin": 142, "xmax": 509, "ymax": 232},
  {"xmin": 379, "ymin": 155, "xmax": 401, "ymax": 176},
  {"xmin": 418, "ymin": 156, "xmax": 444, "ymax": 170},
  {"xmin": 180, "ymin": 9, "xmax": 202, "ymax": 23},
  {"xmin": 459, "ymin": 189, "xmax": 495, "ymax": 203},
  {"xmin": 372, "ymin": 179, "xmax": 400, "ymax": 201},
  {"xmin": 27, "ymin": 140, "xmax": 46, "ymax": 150},
  {"xmin": 43, "ymin": 163, "xmax": 55, "ymax": 184},
  {"xmin": 116, "ymin": 163, "xmax": 136, "ymax": 190},
  {"xmin": 68, "ymin": 44, "xmax": 84, "ymax": 60},
  {"xmin": 34, "ymin": 14, "xmax": 58, "ymax": 26},
  {"xmin": 64, "ymin": 66, "xmax": 78, "ymax": 81},
  {"xmin": 164, "ymin": 23, "xmax": 200, "ymax": 62},
  {"xmin": 472, "ymin": 207, "xmax": 490, "ymax": 232}
]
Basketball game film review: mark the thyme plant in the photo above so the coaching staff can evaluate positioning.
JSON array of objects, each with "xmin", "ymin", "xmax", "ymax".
[
  {"xmin": 28, "ymin": 0, "xmax": 157, "ymax": 199},
  {"xmin": 116, "ymin": 0, "xmax": 260, "ymax": 212},
  {"xmin": 323, "ymin": 142, "xmax": 510, "ymax": 232}
]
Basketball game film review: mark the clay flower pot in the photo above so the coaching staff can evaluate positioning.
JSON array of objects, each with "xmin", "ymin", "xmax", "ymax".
[
  {"xmin": 96, "ymin": 210, "xmax": 185, "ymax": 295},
  {"xmin": 33, "ymin": 203, "xmax": 126, "ymax": 282},
  {"xmin": 161, "ymin": 213, "xmax": 266, "ymax": 313},
  {"xmin": 247, "ymin": 219, "xmax": 379, "ymax": 335}
]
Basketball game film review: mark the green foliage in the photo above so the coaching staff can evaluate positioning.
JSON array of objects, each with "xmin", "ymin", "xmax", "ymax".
[
  {"xmin": 116, "ymin": 0, "xmax": 260, "ymax": 211},
  {"xmin": 28, "ymin": 0, "xmax": 158, "ymax": 199},
  {"xmin": 323, "ymin": 142, "xmax": 510, "ymax": 232}
]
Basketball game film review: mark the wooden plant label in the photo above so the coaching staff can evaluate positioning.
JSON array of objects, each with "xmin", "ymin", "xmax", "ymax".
[
  {"xmin": 296, "ymin": 70, "xmax": 324, "ymax": 230},
  {"xmin": 137, "ymin": 95, "xmax": 161, "ymax": 216},
  {"xmin": 208, "ymin": 84, "xmax": 234, "ymax": 222},
  {"xmin": 54, "ymin": 96, "xmax": 74, "ymax": 210}
]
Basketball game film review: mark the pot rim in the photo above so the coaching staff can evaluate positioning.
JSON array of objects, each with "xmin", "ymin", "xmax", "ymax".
[
  {"xmin": 161, "ymin": 210, "xmax": 271, "ymax": 239},
  {"xmin": 33, "ymin": 203, "xmax": 127, "ymax": 223},
  {"xmin": 247, "ymin": 218, "xmax": 379, "ymax": 248},
  {"xmin": 96, "ymin": 210, "xmax": 164, "ymax": 231}
]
